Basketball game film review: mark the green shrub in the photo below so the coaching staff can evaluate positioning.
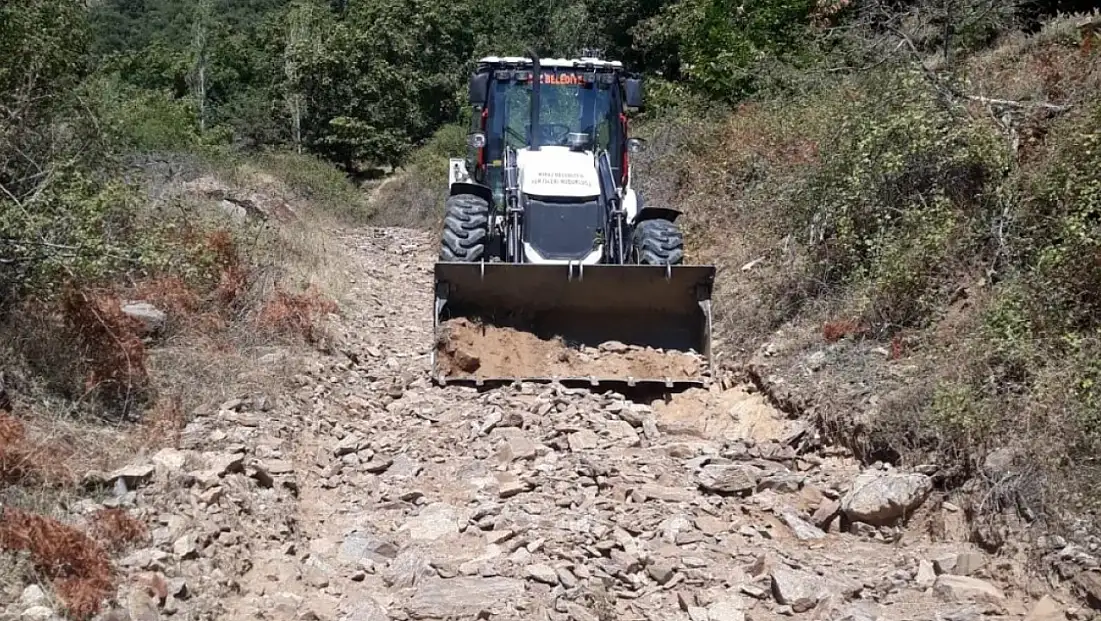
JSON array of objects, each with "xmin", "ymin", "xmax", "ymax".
[
  {"xmin": 84, "ymin": 75, "xmax": 202, "ymax": 152},
  {"xmin": 0, "ymin": 171, "xmax": 147, "ymax": 305},
  {"xmin": 792, "ymin": 68, "xmax": 1009, "ymax": 330},
  {"xmin": 1015, "ymin": 102, "xmax": 1101, "ymax": 334}
]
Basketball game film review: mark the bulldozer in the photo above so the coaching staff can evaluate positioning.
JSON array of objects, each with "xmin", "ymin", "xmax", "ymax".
[{"xmin": 432, "ymin": 50, "xmax": 716, "ymax": 389}]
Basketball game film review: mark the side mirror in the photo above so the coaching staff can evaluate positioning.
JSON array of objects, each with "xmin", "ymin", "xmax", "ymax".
[
  {"xmin": 624, "ymin": 77, "xmax": 644, "ymax": 110},
  {"xmin": 626, "ymin": 137, "xmax": 646, "ymax": 153},
  {"xmin": 468, "ymin": 131, "xmax": 487, "ymax": 149},
  {"xmin": 468, "ymin": 72, "xmax": 490, "ymax": 106}
]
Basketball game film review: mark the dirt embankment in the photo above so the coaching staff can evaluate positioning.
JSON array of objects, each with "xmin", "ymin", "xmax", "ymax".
[{"xmin": 435, "ymin": 317, "xmax": 705, "ymax": 381}]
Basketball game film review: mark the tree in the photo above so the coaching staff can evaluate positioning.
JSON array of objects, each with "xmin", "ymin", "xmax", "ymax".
[
  {"xmin": 283, "ymin": 1, "xmax": 324, "ymax": 153},
  {"xmin": 299, "ymin": 0, "xmax": 476, "ymax": 169},
  {"xmin": 636, "ymin": 0, "xmax": 817, "ymax": 100},
  {"xmin": 189, "ymin": 0, "xmax": 215, "ymax": 132}
]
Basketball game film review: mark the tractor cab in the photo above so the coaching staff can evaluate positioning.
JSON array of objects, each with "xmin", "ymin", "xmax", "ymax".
[{"xmin": 462, "ymin": 55, "xmax": 646, "ymax": 210}]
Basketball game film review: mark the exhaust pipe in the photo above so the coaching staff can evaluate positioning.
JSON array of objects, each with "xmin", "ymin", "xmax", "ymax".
[{"xmin": 528, "ymin": 48, "xmax": 541, "ymax": 152}]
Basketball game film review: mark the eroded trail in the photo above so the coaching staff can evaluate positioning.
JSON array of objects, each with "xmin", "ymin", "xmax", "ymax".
[{"xmin": 148, "ymin": 226, "xmax": 1042, "ymax": 621}]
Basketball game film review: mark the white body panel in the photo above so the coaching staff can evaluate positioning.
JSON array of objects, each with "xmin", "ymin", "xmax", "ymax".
[
  {"xmin": 516, "ymin": 147, "xmax": 600, "ymax": 198},
  {"xmin": 622, "ymin": 187, "xmax": 639, "ymax": 224},
  {"xmin": 448, "ymin": 158, "xmax": 470, "ymax": 185}
]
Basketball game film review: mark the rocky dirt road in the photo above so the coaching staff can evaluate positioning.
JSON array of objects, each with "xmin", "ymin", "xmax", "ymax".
[{"xmin": 91, "ymin": 227, "xmax": 1069, "ymax": 621}]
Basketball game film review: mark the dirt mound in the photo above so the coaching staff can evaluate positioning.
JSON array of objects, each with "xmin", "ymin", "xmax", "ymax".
[{"xmin": 435, "ymin": 317, "xmax": 704, "ymax": 381}]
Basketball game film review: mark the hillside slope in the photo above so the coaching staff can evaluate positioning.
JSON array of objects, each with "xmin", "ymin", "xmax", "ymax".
[{"xmin": 628, "ymin": 10, "xmax": 1101, "ymax": 543}]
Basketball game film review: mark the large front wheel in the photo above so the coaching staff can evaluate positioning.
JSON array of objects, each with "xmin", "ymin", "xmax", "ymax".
[
  {"xmin": 631, "ymin": 219, "xmax": 685, "ymax": 265},
  {"xmin": 439, "ymin": 194, "xmax": 490, "ymax": 262}
]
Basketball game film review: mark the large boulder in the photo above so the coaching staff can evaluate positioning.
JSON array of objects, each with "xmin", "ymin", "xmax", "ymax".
[{"xmin": 840, "ymin": 471, "xmax": 932, "ymax": 526}]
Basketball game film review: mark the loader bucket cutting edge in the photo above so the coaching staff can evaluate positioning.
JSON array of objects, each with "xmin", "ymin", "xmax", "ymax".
[{"xmin": 431, "ymin": 261, "xmax": 716, "ymax": 387}]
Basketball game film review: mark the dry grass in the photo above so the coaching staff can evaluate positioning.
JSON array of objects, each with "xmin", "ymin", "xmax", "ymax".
[
  {"xmin": 0, "ymin": 508, "xmax": 115, "ymax": 620},
  {"xmin": 256, "ymin": 285, "xmax": 338, "ymax": 345},
  {"xmin": 366, "ymin": 123, "xmax": 466, "ymax": 231},
  {"xmin": 88, "ymin": 508, "xmax": 149, "ymax": 553},
  {"xmin": 61, "ymin": 289, "xmax": 150, "ymax": 412},
  {"xmin": 0, "ymin": 413, "xmax": 77, "ymax": 488}
]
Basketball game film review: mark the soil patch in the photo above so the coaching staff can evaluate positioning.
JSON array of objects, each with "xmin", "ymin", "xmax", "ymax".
[
  {"xmin": 653, "ymin": 386, "xmax": 797, "ymax": 443},
  {"xmin": 435, "ymin": 318, "xmax": 704, "ymax": 381}
]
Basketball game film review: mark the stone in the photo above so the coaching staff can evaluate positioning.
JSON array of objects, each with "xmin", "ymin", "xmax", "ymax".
[
  {"xmin": 648, "ymin": 559, "xmax": 677, "ymax": 585},
  {"xmin": 126, "ymin": 586, "xmax": 161, "ymax": 621},
  {"xmin": 362, "ymin": 456, "xmax": 393, "ymax": 473},
  {"xmin": 915, "ymin": 560, "xmax": 936, "ymax": 589},
  {"xmin": 812, "ymin": 499, "xmax": 840, "ymax": 529},
  {"xmin": 1073, "ymin": 571, "xmax": 1101, "ymax": 610},
  {"xmin": 771, "ymin": 568, "xmax": 826, "ymax": 613},
  {"xmin": 261, "ymin": 459, "xmax": 295, "ymax": 475},
  {"xmin": 932, "ymin": 575, "xmax": 1006, "ymax": 612},
  {"xmin": 499, "ymin": 429, "xmax": 537, "ymax": 461},
  {"xmin": 695, "ymin": 515, "xmax": 729, "ymax": 535},
  {"xmin": 1025, "ymin": 596, "xmax": 1064, "ymax": 621},
  {"xmin": 20, "ymin": 585, "xmax": 47, "ymax": 607},
  {"xmin": 556, "ymin": 566, "xmax": 578, "ymax": 588},
  {"xmin": 207, "ymin": 452, "xmax": 245, "ymax": 476},
  {"xmin": 122, "ymin": 301, "xmax": 166, "ymax": 335},
  {"xmin": 953, "ymin": 552, "xmax": 986, "ymax": 576},
  {"xmin": 525, "ymin": 563, "xmax": 559, "ymax": 585},
  {"xmin": 173, "ymin": 534, "xmax": 199, "ymax": 560},
  {"xmin": 497, "ymin": 475, "xmax": 531, "ymax": 498},
  {"xmin": 403, "ymin": 503, "xmax": 461, "ymax": 541},
  {"xmin": 639, "ymin": 484, "xmax": 696, "ymax": 503},
  {"xmin": 406, "ymin": 577, "xmax": 524, "ymax": 619},
  {"xmin": 706, "ymin": 598, "xmax": 745, "ymax": 621},
  {"xmin": 835, "ymin": 602, "xmax": 882, "ymax": 621},
  {"xmin": 568, "ymin": 430, "xmax": 599, "ymax": 452},
  {"xmin": 383, "ymin": 548, "xmax": 435, "ymax": 589},
  {"xmin": 840, "ymin": 471, "xmax": 932, "ymax": 526},
  {"xmin": 933, "ymin": 554, "xmax": 958, "ymax": 575},
  {"xmin": 780, "ymin": 509, "xmax": 825, "ymax": 540},
  {"xmin": 770, "ymin": 567, "xmax": 859, "ymax": 613},
  {"xmin": 758, "ymin": 473, "xmax": 804, "ymax": 493},
  {"xmin": 109, "ymin": 463, "xmax": 156, "ymax": 489},
  {"xmin": 335, "ymin": 435, "xmax": 363, "ymax": 456},
  {"xmin": 698, "ymin": 465, "xmax": 760, "ymax": 495},
  {"xmin": 687, "ymin": 608, "xmax": 709, "ymax": 621},
  {"xmin": 344, "ymin": 599, "xmax": 389, "ymax": 621},
  {"xmin": 599, "ymin": 341, "xmax": 630, "ymax": 353},
  {"xmin": 20, "ymin": 607, "xmax": 54, "ymax": 621},
  {"xmin": 150, "ymin": 448, "xmax": 189, "ymax": 474}
]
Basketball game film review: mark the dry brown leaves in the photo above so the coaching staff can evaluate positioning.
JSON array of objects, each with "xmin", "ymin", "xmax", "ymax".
[
  {"xmin": 257, "ymin": 285, "xmax": 338, "ymax": 343},
  {"xmin": 0, "ymin": 412, "xmax": 75, "ymax": 487},
  {"xmin": 0, "ymin": 507, "xmax": 116, "ymax": 619},
  {"xmin": 61, "ymin": 288, "xmax": 149, "ymax": 405}
]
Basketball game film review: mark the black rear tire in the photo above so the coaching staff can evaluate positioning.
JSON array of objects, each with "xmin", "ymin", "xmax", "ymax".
[
  {"xmin": 440, "ymin": 193, "xmax": 490, "ymax": 262},
  {"xmin": 631, "ymin": 218, "xmax": 685, "ymax": 265}
]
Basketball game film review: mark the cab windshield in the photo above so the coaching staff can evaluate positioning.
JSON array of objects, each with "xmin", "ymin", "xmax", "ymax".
[{"xmin": 484, "ymin": 72, "xmax": 622, "ymax": 195}]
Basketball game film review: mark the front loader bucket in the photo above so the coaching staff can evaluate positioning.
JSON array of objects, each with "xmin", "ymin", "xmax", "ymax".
[{"xmin": 432, "ymin": 261, "xmax": 716, "ymax": 389}]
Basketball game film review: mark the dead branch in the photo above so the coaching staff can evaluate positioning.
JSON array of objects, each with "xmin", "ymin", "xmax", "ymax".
[{"xmin": 965, "ymin": 95, "xmax": 1073, "ymax": 112}]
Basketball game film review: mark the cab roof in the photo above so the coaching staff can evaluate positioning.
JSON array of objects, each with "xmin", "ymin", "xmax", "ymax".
[{"xmin": 477, "ymin": 56, "xmax": 625, "ymax": 70}]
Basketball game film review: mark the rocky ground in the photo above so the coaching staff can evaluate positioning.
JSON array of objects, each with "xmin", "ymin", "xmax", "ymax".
[{"xmin": 6, "ymin": 226, "xmax": 1087, "ymax": 621}]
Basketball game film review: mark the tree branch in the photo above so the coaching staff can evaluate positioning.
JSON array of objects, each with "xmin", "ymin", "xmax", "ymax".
[{"xmin": 965, "ymin": 95, "xmax": 1073, "ymax": 112}]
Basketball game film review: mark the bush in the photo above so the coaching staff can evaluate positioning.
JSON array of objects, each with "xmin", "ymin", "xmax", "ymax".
[
  {"xmin": 0, "ymin": 171, "xmax": 146, "ymax": 306},
  {"xmin": 0, "ymin": 507, "xmax": 115, "ymax": 620}
]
